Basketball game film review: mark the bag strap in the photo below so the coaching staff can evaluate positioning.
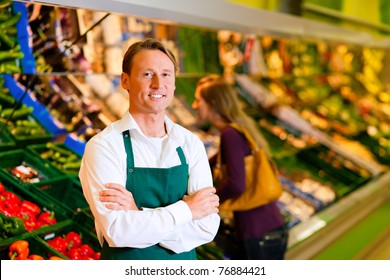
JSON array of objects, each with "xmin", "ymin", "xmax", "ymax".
[
  {"xmin": 216, "ymin": 123, "xmax": 259, "ymax": 168},
  {"xmin": 228, "ymin": 123, "xmax": 259, "ymax": 152},
  {"xmin": 230, "ymin": 123, "xmax": 280, "ymax": 176}
]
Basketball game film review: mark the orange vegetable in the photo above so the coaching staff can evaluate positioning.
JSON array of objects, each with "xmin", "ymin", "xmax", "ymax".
[
  {"xmin": 28, "ymin": 254, "xmax": 44, "ymax": 260},
  {"xmin": 8, "ymin": 240, "xmax": 29, "ymax": 260},
  {"xmin": 49, "ymin": 256, "xmax": 64, "ymax": 260}
]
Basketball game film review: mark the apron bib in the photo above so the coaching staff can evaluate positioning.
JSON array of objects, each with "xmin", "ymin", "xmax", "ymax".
[{"xmin": 101, "ymin": 130, "xmax": 195, "ymax": 260}]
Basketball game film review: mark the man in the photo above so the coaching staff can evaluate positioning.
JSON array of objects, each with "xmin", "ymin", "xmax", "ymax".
[{"xmin": 79, "ymin": 38, "xmax": 220, "ymax": 260}]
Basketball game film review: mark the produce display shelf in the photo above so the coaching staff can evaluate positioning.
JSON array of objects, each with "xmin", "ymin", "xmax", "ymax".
[
  {"xmin": 0, "ymin": 148, "xmax": 64, "ymax": 187},
  {"xmin": 27, "ymin": 142, "xmax": 81, "ymax": 177},
  {"xmin": 0, "ymin": 175, "xmax": 72, "ymax": 248},
  {"xmin": 0, "ymin": 233, "xmax": 69, "ymax": 260},
  {"xmin": 26, "ymin": 176, "xmax": 90, "ymax": 218},
  {"xmin": 0, "ymin": 130, "xmax": 16, "ymax": 152},
  {"xmin": 2, "ymin": 74, "xmax": 67, "ymax": 136}
]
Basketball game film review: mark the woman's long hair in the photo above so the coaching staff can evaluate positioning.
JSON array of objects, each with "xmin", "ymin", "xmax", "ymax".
[{"xmin": 197, "ymin": 75, "xmax": 271, "ymax": 158}]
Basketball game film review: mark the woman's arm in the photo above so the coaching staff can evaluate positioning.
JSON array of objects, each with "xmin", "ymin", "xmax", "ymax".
[{"xmin": 215, "ymin": 126, "xmax": 250, "ymax": 202}]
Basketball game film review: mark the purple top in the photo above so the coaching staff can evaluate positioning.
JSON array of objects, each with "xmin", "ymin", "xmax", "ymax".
[{"xmin": 211, "ymin": 126, "xmax": 285, "ymax": 238}]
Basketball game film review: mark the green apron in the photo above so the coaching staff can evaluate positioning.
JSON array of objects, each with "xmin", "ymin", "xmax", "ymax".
[{"xmin": 101, "ymin": 130, "xmax": 196, "ymax": 260}]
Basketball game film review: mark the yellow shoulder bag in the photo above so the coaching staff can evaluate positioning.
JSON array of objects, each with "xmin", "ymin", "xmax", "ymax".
[{"xmin": 214, "ymin": 123, "xmax": 282, "ymax": 212}]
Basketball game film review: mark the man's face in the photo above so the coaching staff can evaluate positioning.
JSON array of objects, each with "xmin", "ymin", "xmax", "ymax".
[{"xmin": 122, "ymin": 50, "xmax": 176, "ymax": 117}]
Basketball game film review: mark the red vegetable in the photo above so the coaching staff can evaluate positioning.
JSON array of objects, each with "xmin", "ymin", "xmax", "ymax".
[
  {"xmin": 1, "ymin": 191, "xmax": 21, "ymax": 205},
  {"xmin": 0, "ymin": 182, "xmax": 5, "ymax": 194},
  {"xmin": 66, "ymin": 248, "xmax": 82, "ymax": 260},
  {"xmin": 37, "ymin": 211, "xmax": 56, "ymax": 226},
  {"xmin": 92, "ymin": 252, "xmax": 101, "ymax": 260},
  {"xmin": 24, "ymin": 219, "xmax": 38, "ymax": 231},
  {"xmin": 47, "ymin": 236, "xmax": 67, "ymax": 254},
  {"xmin": 65, "ymin": 231, "xmax": 82, "ymax": 249},
  {"xmin": 20, "ymin": 201, "xmax": 41, "ymax": 216},
  {"xmin": 0, "ymin": 203, "xmax": 14, "ymax": 217},
  {"xmin": 18, "ymin": 207, "xmax": 36, "ymax": 221},
  {"xmin": 78, "ymin": 244, "xmax": 95, "ymax": 258}
]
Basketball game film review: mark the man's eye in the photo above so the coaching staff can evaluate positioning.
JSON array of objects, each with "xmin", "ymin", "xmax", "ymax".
[{"xmin": 144, "ymin": 72, "xmax": 153, "ymax": 77}]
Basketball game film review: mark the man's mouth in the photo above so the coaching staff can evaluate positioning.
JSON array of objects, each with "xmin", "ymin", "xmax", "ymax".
[{"xmin": 149, "ymin": 94, "xmax": 165, "ymax": 99}]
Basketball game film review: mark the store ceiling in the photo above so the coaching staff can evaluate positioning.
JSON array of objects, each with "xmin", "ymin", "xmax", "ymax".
[{"xmin": 26, "ymin": 0, "xmax": 390, "ymax": 48}]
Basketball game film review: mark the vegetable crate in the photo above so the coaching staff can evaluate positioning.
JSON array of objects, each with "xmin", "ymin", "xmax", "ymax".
[
  {"xmin": 27, "ymin": 142, "xmax": 82, "ymax": 177},
  {"xmin": 0, "ymin": 130, "xmax": 16, "ymax": 152},
  {"xmin": 6, "ymin": 115, "xmax": 53, "ymax": 148},
  {"xmin": 0, "ymin": 235, "xmax": 67, "ymax": 260},
  {"xmin": 275, "ymin": 152, "xmax": 350, "ymax": 199},
  {"xmin": 0, "ymin": 175, "xmax": 71, "ymax": 247},
  {"xmin": 38, "ymin": 220, "xmax": 101, "ymax": 260},
  {"xmin": 25, "ymin": 176, "xmax": 90, "ymax": 219},
  {"xmin": 0, "ymin": 148, "xmax": 64, "ymax": 187},
  {"xmin": 73, "ymin": 207, "xmax": 95, "ymax": 237},
  {"xmin": 296, "ymin": 145, "xmax": 372, "ymax": 196}
]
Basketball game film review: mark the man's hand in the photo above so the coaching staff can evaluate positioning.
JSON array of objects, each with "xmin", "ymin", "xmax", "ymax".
[
  {"xmin": 183, "ymin": 186, "xmax": 219, "ymax": 220},
  {"xmin": 99, "ymin": 183, "xmax": 139, "ymax": 211}
]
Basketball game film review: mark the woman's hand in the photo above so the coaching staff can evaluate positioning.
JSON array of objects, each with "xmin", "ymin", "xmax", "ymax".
[{"xmin": 99, "ymin": 183, "xmax": 139, "ymax": 211}]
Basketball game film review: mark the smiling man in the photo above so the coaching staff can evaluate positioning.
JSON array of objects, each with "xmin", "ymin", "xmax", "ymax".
[{"xmin": 79, "ymin": 38, "xmax": 220, "ymax": 260}]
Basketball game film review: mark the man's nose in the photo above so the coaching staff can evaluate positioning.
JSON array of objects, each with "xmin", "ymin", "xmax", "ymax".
[{"xmin": 151, "ymin": 76, "xmax": 162, "ymax": 88}]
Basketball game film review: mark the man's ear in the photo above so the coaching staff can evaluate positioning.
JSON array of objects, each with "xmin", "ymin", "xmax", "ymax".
[{"xmin": 121, "ymin": 72, "xmax": 130, "ymax": 90}]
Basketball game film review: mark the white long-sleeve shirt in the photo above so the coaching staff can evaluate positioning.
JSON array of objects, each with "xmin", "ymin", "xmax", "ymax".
[{"xmin": 79, "ymin": 112, "xmax": 220, "ymax": 253}]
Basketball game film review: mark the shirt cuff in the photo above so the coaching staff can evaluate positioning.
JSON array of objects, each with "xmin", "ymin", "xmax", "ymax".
[{"xmin": 165, "ymin": 200, "xmax": 192, "ymax": 227}]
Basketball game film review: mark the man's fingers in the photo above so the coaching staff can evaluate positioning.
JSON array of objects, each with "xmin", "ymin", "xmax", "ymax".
[{"xmin": 104, "ymin": 183, "xmax": 126, "ymax": 191}]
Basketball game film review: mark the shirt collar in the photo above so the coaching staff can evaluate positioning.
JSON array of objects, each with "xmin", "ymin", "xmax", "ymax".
[{"xmin": 114, "ymin": 111, "xmax": 177, "ymax": 138}]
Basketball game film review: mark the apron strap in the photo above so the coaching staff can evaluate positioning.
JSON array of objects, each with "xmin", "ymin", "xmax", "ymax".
[
  {"xmin": 123, "ymin": 130, "xmax": 187, "ymax": 167},
  {"xmin": 176, "ymin": 147, "xmax": 187, "ymax": 165},
  {"xmin": 122, "ymin": 130, "xmax": 134, "ymax": 168}
]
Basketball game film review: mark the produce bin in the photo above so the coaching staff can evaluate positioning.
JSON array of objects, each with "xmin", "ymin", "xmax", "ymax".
[
  {"xmin": 296, "ymin": 145, "xmax": 372, "ymax": 195},
  {"xmin": 26, "ymin": 176, "xmax": 90, "ymax": 218},
  {"xmin": 0, "ymin": 149, "xmax": 64, "ymax": 186},
  {"xmin": 38, "ymin": 220, "xmax": 101, "ymax": 260},
  {"xmin": 73, "ymin": 207, "xmax": 95, "ymax": 236},
  {"xmin": 0, "ymin": 175, "xmax": 71, "ymax": 247},
  {"xmin": 275, "ymin": 151, "xmax": 350, "ymax": 199},
  {"xmin": 6, "ymin": 116, "xmax": 53, "ymax": 148},
  {"xmin": 0, "ymin": 130, "xmax": 16, "ymax": 152},
  {"xmin": 27, "ymin": 142, "xmax": 81, "ymax": 176},
  {"xmin": 0, "ymin": 235, "xmax": 67, "ymax": 260}
]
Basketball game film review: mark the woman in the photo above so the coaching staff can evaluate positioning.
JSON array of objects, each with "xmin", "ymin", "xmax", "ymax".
[{"xmin": 192, "ymin": 75, "xmax": 288, "ymax": 260}]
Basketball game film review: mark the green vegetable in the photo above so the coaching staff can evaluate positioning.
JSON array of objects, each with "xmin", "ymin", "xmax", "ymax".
[
  {"xmin": 0, "ymin": 29, "xmax": 15, "ymax": 48},
  {"xmin": 0, "ymin": 61, "xmax": 21, "ymax": 73},
  {"xmin": 0, "ymin": 92, "xmax": 15, "ymax": 105},
  {"xmin": 63, "ymin": 161, "xmax": 81, "ymax": 170},
  {"xmin": 46, "ymin": 142, "xmax": 74, "ymax": 156},
  {"xmin": 0, "ymin": 13, "xmax": 10, "ymax": 22},
  {"xmin": 3, "ymin": 216, "xmax": 26, "ymax": 236},
  {"xmin": 15, "ymin": 119, "xmax": 40, "ymax": 128},
  {"xmin": 0, "ymin": 50, "xmax": 24, "ymax": 61},
  {"xmin": 0, "ymin": 106, "xmax": 33, "ymax": 120},
  {"xmin": 0, "ymin": 0, "xmax": 11, "ymax": 9},
  {"xmin": 0, "ymin": 11, "xmax": 21, "ymax": 29}
]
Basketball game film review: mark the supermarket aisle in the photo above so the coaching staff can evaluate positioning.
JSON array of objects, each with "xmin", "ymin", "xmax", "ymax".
[
  {"xmin": 359, "ymin": 227, "xmax": 390, "ymax": 260},
  {"xmin": 313, "ymin": 200, "xmax": 390, "ymax": 260}
]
